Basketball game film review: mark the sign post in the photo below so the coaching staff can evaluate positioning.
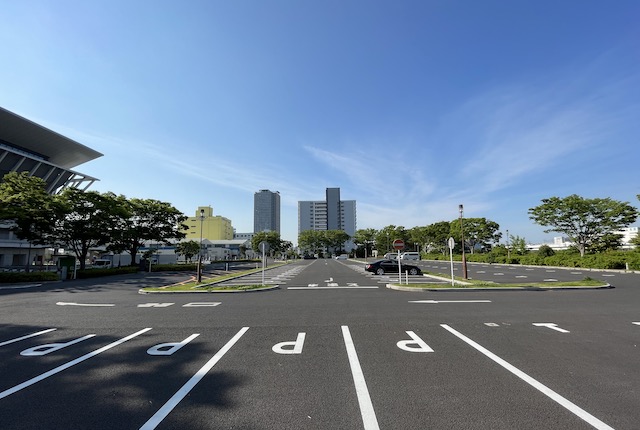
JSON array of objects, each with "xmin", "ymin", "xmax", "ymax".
[
  {"xmin": 448, "ymin": 237, "xmax": 455, "ymax": 286},
  {"xmin": 259, "ymin": 241, "xmax": 270, "ymax": 286},
  {"xmin": 393, "ymin": 239, "xmax": 405, "ymax": 284}
]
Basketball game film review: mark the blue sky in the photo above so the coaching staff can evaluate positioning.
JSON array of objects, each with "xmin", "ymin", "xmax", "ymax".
[{"xmin": 2, "ymin": 0, "xmax": 639, "ymax": 245}]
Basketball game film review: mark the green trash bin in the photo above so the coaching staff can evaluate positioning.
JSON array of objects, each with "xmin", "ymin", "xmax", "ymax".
[{"xmin": 58, "ymin": 256, "xmax": 76, "ymax": 280}]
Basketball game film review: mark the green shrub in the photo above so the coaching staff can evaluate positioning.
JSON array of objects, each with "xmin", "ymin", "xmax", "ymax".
[
  {"xmin": 76, "ymin": 266, "xmax": 138, "ymax": 279},
  {"xmin": 0, "ymin": 271, "xmax": 59, "ymax": 283}
]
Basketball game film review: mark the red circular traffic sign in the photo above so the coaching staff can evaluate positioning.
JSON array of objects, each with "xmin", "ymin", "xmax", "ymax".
[{"xmin": 392, "ymin": 239, "xmax": 405, "ymax": 250}]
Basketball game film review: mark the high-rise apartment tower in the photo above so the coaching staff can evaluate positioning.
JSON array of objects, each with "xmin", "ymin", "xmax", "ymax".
[
  {"xmin": 254, "ymin": 190, "xmax": 281, "ymax": 233},
  {"xmin": 298, "ymin": 187, "xmax": 356, "ymax": 251}
]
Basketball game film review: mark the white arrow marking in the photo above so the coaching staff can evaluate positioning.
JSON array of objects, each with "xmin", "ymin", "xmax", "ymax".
[
  {"xmin": 347, "ymin": 283, "xmax": 359, "ymax": 287},
  {"xmin": 182, "ymin": 302, "xmax": 221, "ymax": 307},
  {"xmin": 138, "ymin": 303, "xmax": 174, "ymax": 308},
  {"xmin": 533, "ymin": 323, "xmax": 570, "ymax": 333},
  {"xmin": 327, "ymin": 282, "xmax": 339, "ymax": 287},
  {"xmin": 308, "ymin": 284, "xmax": 319, "ymax": 287},
  {"xmin": 409, "ymin": 300, "xmax": 491, "ymax": 304},
  {"xmin": 632, "ymin": 322, "xmax": 640, "ymax": 326},
  {"xmin": 325, "ymin": 277, "xmax": 333, "ymax": 282},
  {"xmin": 56, "ymin": 302, "xmax": 114, "ymax": 307}
]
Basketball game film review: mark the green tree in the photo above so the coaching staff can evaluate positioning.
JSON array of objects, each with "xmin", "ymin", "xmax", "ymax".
[
  {"xmin": 0, "ymin": 172, "xmax": 57, "ymax": 270},
  {"xmin": 590, "ymin": 232, "xmax": 623, "ymax": 253},
  {"xmin": 538, "ymin": 244, "xmax": 555, "ymax": 257},
  {"xmin": 374, "ymin": 225, "xmax": 409, "ymax": 254},
  {"xmin": 352, "ymin": 228, "xmax": 377, "ymax": 257},
  {"xmin": 449, "ymin": 217, "xmax": 501, "ymax": 254},
  {"xmin": 324, "ymin": 230, "xmax": 351, "ymax": 254},
  {"xmin": 408, "ymin": 226, "xmax": 428, "ymax": 253},
  {"xmin": 509, "ymin": 234, "xmax": 528, "ymax": 255},
  {"xmin": 529, "ymin": 194, "xmax": 638, "ymax": 257},
  {"xmin": 252, "ymin": 231, "xmax": 282, "ymax": 255},
  {"xmin": 175, "ymin": 240, "xmax": 201, "ymax": 262},
  {"xmin": 298, "ymin": 230, "xmax": 326, "ymax": 255},
  {"xmin": 424, "ymin": 221, "xmax": 454, "ymax": 254},
  {"xmin": 47, "ymin": 189, "xmax": 122, "ymax": 270},
  {"xmin": 108, "ymin": 197, "xmax": 188, "ymax": 265}
]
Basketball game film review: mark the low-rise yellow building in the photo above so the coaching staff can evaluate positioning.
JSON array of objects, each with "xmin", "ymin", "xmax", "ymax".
[{"xmin": 185, "ymin": 206, "xmax": 233, "ymax": 240}]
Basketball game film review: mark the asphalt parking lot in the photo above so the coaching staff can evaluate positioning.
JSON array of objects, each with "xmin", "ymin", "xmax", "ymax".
[{"xmin": 1, "ymin": 259, "xmax": 639, "ymax": 429}]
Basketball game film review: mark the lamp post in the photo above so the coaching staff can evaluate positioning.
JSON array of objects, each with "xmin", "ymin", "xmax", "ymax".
[
  {"xmin": 197, "ymin": 208, "xmax": 204, "ymax": 283},
  {"xmin": 506, "ymin": 229, "xmax": 510, "ymax": 261},
  {"xmin": 459, "ymin": 204, "xmax": 468, "ymax": 279}
]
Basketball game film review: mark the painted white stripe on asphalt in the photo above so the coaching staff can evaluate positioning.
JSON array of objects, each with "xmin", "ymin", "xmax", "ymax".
[
  {"xmin": 140, "ymin": 327, "xmax": 250, "ymax": 430},
  {"xmin": 441, "ymin": 324, "xmax": 614, "ymax": 430},
  {"xmin": 288, "ymin": 286, "xmax": 379, "ymax": 289},
  {"xmin": 0, "ymin": 328, "xmax": 56, "ymax": 347},
  {"xmin": 0, "ymin": 328, "xmax": 152, "ymax": 400},
  {"xmin": 341, "ymin": 326, "xmax": 380, "ymax": 430},
  {"xmin": 56, "ymin": 302, "xmax": 115, "ymax": 307}
]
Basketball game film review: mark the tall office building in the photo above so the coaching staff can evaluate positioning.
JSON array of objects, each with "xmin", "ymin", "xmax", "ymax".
[
  {"xmin": 298, "ymin": 187, "xmax": 357, "ymax": 251},
  {"xmin": 254, "ymin": 189, "xmax": 280, "ymax": 233}
]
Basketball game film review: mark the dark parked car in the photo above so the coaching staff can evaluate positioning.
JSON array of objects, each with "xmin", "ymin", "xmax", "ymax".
[{"xmin": 365, "ymin": 259, "xmax": 422, "ymax": 275}]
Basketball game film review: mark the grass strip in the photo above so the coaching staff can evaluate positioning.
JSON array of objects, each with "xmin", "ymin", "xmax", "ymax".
[{"xmin": 140, "ymin": 263, "xmax": 286, "ymax": 292}]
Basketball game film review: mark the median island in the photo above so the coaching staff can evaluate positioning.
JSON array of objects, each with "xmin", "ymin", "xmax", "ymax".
[
  {"xmin": 388, "ymin": 272, "xmax": 610, "ymax": 291},
  {"xmin": 139, "ymin": 263, "xmax": 285, "ymax": 293}
]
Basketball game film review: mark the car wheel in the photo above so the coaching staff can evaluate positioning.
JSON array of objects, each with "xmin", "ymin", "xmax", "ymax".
[
  {"xmin": 409, "ymin": 268, "xmax": 418, "ymax": 275},
  {"xmin": 376, "ymin": 268, "xmax": 385, "ymax": 275}
]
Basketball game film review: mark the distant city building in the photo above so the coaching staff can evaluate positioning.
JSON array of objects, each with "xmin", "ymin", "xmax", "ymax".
[
  {"xmin": 298, "ymin": 187, "xmax": 357, "ymax": 251},
  {"xmin": 254, "ymin": 189, "xmax": 280, "ymax": 233},
  {"xmin": 1, "ymin": 107, "xmax": 102, "ymax": 268},
  {"xmin": 234, "ymin": 232, "xmax": 255, "ymax": 241},
  {"xmin": 185, "ymin": 206, "xmax": 234, "ymax": 241}
]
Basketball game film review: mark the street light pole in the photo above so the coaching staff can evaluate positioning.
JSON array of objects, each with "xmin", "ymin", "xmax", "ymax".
[
  {"xmin": 506, "ymin": 229, "xmax": 510, "ymax": 261},
  {"xmin": 197, "ymin": 208, "xmax": 204, "ymax": 283},
  {"xmin": 459, "ymin": 204, "xmax": 468, "ymax": 279}
]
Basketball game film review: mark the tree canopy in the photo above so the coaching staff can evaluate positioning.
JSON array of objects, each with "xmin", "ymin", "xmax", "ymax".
[{"xmin": 528, "ymin": 194, "xmax": 638, "ymax": 257}]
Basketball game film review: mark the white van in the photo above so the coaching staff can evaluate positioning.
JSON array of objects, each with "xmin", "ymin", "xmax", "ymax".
[
  {"xmin": 400, "ymin": 252, "xmax": 420, "ymax": 260},
  {"xmin": 92, "ymin": 259, "xmax": 112, "ymax": 269},
  {"xmin": 384, "ymin": 252, "xmax": 400, "ymax": 260}
]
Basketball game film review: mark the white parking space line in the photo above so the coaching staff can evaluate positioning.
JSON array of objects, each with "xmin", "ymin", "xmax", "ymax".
[
  {"xmin": 140, "ymin": 327, "xmax": 250, "ymax": 430},
  {"xmin": 0, "ymin": 328, "xmax": 152, "ymax": 400},
  {"xmin": 288, "ymin": 286, "xmax": 379, "ymax": 290},
  {"xmin": 441, "ymin": 324, "xmax": 614, "ymax": 430},
  {"xmin": 341, "ymin": 326, "xmax": 380, "ymax": 430},
  {"xmin": 0, "ymin": 328, "xmax": 56, "ymax": 348}
]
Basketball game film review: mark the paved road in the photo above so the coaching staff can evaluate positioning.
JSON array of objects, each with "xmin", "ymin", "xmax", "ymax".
[{"xmin": 1, "ymin": 259, "xmax": 639, "ymax": 429}]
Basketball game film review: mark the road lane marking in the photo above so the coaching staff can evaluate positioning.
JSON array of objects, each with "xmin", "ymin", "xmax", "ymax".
[
  {"xmin": 140, "ymin": 327, "xmax": 249, "ymax": 430},
  {"xmin": 0, "ymin": 328, "xmax": 152, "ymax": 400},
  {"xmin": 182, "ymin": 302, "xmax": 221, "ymax": 307},
  {"xmin": 0, "ymin": 328, "xmax": 56, "ymax": 348},
  {"xmin": 409, "ymin": 300, "xmax": 491, "ymax": 304},
  {"xmin": 632, "ymin": 322, "xmax": 640, "ymax": 326},
  {"xmin": 288, "ymin": 286, "xmax": 378, "ymax": 290},
  {"xmin": 533, "ymin": 323, "xmax": 570, "ymax": 333},
  {"xmin": 56, "ymin": 302, "xmax": 115, "ymax": 307},
  {"xmin": 341, "ymin": 326, "xmax": 380, "ymax": 430},
  {"xmin": 441, "ymin": 324, "xmax": 613, "ymax": 430}
]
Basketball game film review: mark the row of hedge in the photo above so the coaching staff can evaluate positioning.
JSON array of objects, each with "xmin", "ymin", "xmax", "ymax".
[{"xmin": 424, "ymin": 250, "xmax": 640, "ymax": 270}]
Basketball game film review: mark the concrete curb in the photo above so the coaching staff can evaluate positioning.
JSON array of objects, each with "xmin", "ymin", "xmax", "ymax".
[
  {"xmin": 386, "ymin": 283, "xmax": 613, "ymax": 292},
  {"xmin": 139, "ymin": 285, "xmax": 280, "ymax": 294}
]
